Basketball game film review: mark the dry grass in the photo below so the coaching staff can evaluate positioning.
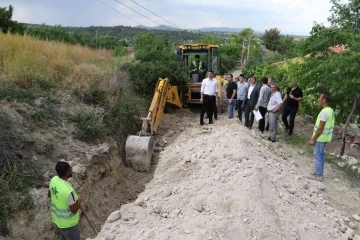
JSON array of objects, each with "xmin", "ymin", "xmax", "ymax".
[{"xmin": 0, "ymin": 33, "xmax": 117, "ymax": 94}]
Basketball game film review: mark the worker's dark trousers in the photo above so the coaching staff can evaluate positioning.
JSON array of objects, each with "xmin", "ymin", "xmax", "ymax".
[
  {"xmin": 60, "ymin": 224, "xmax": 80, "ymax": 240},
  {"xmin": 282, "ymin": 105, "xmax": 298, "ymax": 134},
  {"xmin": 200, "ymin": 95, "xmax": 216, "ymax": 124},
  {"xmin": 244, "ymin": 100, "xmax": 255, "ymax": 128},
  {"xmin": 258, "ymin": 106, "xmax": 268, "ymax": 132}
]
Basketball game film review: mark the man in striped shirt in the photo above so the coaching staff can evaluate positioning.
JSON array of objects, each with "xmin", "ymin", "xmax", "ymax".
[{"xmin": 236, "ymin": 74, "xmax": 249, "ymax": 122}]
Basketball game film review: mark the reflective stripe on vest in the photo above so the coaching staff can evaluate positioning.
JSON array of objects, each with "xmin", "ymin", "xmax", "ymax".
[
  {"xmin": 192, "ymin": 60, "xmax": 203, "ymax": 71},
  {"xmin": 49, "ymin": 176, "xmax": 80, "ymax": 228},
  {"xmin": 313, "ymin": 107, "xmax": 335, "ymax": 142}
]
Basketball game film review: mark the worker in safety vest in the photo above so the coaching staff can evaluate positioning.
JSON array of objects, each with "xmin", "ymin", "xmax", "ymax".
[
  {"xmin": 307, "ymin": 91, "xmax": 335, "ymax": 182},
  {"xmin": 49, "ymin": 160, "xmax": 82, "ymax": 240},
  {"xmin": 191, "ymin": 55, "xmax": 206, "ymax": 81}
]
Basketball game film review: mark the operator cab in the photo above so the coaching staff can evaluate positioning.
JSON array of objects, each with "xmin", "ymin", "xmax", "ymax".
[{"xmin": 177, "ymin": 44, "xmax": 220, "ymax": 83}]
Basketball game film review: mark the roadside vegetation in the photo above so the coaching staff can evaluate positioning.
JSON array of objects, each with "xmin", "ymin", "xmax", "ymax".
[
  {"xmin": 242, "ymin": 0, "xmax": 360, "ymax": 183},
  {"xmin": 0, "ymin": 27, "xmax": 143, "ymax": 236}
]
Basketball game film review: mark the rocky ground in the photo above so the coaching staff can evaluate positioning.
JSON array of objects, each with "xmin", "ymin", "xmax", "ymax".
[{"xmin": 88, "ymin": 113, "xmax": 360, "ymax": 240}]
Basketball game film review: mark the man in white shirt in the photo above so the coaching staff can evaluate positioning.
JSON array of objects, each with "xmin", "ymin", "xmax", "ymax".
[
  {"xmin": 200, "ymin": 70, "xmax": 218, "ymax": 125},
  {"xmin": 244, "ymin": 76, "xmax": 261, "ymax": 129},
  {"xmin": 267, "ymin": 83, "xmax": 283, "ymax": 142}
]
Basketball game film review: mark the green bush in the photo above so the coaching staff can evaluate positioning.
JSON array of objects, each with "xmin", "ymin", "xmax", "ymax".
[
  {"xmin": 113, "ymin": 46, "xmax": 127, "ymax": 57},
  {"xmin": 126, "ymin": 60, "xmax": 188, "ymax": 97},
  {"xmin": 0, "ymin": 112, "xmax": 35, "ymax": 236},
  {"xmin": 126, "ymin": 32, "xmax": 188, "ymax": 98},
  {"xmin": 68, "ymin": 110, "xmax": 107, "ymax": 142},
  {"xmin": 0, "ymin": 83, "xmax": 37, "ymax": 103},
  {"xmin": 219, "ymin": 54, "xmax": 236, "ymax": 74},
  {"xmin": 105, "ymin": 83, "xmax": 145, "ymax": 135}
]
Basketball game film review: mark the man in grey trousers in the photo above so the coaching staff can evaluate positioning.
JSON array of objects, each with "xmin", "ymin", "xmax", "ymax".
[
  {"xmin": 267, "ymin": 83, "xmax": 283, "ymax": 142},
  {"xmin": 255, "ymin": 77, "xmax": 271, "ymax": 133}
]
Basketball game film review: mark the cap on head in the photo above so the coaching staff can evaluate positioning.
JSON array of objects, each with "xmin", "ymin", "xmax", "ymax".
[{"xmin": 55, "ymin": 160, "xmax": 70, "ymax": 178}]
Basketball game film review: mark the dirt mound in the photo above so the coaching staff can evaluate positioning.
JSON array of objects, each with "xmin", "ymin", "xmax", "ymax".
[{"xmin": 88, "ymin": 119, "xmax": 352, "ymax": 240}]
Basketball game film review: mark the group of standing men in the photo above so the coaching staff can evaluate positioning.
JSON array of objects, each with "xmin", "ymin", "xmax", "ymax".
[
  {"xmin": 200, "ymin": 71, "xmax": 335, "ymax": 182},
  {"xmin": 200, "ymin": 72, "xmax": 305, "ymax": 143}
]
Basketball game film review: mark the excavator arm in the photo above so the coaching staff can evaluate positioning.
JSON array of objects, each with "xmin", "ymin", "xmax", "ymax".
[
  {"xmin": 139, "ymin": 78, "xmax": 182, "ymax": 136},
  {"xmin": 125, "ymin": 78, "xmax": 182, "ymax": 172}
]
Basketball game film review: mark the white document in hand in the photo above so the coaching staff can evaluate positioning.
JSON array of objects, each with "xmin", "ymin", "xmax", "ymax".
[{"xmin": 253, "ymin": 110, "xmax": 263, "ymax": 121}]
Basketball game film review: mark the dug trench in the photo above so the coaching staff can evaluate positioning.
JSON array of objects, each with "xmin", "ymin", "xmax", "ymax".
[
  {"xmin": 7, "ymin": 141, "xmax": 150, "ymax": 240},
  {"xmin": 4, "ymin": 92, "xmax": 360, "ymax": 240},
  {"xmin": 5, "ymin": 106, "xmax": 196, "ymax": 240},
  {"xmin": 87, "ymin": 114, "xmax": 360, "ymax": 239}
]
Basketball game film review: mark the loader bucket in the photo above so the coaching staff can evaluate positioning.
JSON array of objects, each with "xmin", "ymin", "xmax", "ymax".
[{"xmin": 125, "ymin": 135, "xmax": 155, "ymax": 172}]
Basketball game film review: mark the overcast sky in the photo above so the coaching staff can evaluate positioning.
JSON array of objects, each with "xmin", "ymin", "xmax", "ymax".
[{"xmin": 2, "ymin": 0, "xmax": 332, "ymax": 35}]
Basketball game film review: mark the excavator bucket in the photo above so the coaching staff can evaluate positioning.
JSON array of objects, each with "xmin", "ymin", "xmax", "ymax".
[{"xmin": 125, "ymin": 135, "xmax": 155, "ymax": 172}]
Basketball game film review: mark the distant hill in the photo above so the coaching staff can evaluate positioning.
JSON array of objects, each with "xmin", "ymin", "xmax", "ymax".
[
  {"xmin": 135, "ymin": 25, "xmax": 178, "ymax": 30},
  {"xmin": 134, "ymin": 25, "xmax": 267, "ymax": 34},
  {"xmin": 135, "ymin": 25, "xmax": 245, "ymax": 33},
  {"xmin": 197, "ymin": 27, "xmax": 245, "ymax": 33}
]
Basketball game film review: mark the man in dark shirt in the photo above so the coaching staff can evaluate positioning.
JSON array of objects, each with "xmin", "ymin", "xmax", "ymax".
[
  {"xmin": 282, "ymin": 83, "xmax": 303, "ymax": 135},
  {"xmin": 226, "ymin": 74, "xmax": 237, "ymax": 118}
]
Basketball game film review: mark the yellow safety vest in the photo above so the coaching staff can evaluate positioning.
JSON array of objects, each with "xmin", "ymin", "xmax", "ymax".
[
  {"xmin": 49, "ymin": 176, "xmax": 80, "ymax": 229},
  {"xmin": 313, "ymin": 107, "xmax": 335, "ymax": 142},
  {"xmin": 192, "ymin": 60, "xmax": 203, "ymax": 71}
]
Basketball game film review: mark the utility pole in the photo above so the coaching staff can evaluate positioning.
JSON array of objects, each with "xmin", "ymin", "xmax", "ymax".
[
  {"xmin": 246, "ymin": 38, "xmax": 251, "ymax": 63},
  {"xmin": 240, "ymin": 40, "xmax": 245, "ymax": 67}
]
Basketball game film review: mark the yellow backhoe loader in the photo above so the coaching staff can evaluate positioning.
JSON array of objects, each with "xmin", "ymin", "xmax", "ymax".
[
  {"xmin": 125, "ymin": 78, "xmax": 182, "ymax": 172},
  {"xmin": 178, "ymin": 44, "xmax": 227, "ymax": 113},
  {"xmin": 125, "ymin": 44, "xmax": 228, "ymax": 172}
]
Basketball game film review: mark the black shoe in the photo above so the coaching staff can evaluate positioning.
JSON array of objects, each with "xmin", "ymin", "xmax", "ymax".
[
  {"xmin": 214, "ymin": 118, "xmax": 218, "ymax": 121},
  {"xmin": 265, "ymin": 126, "xmax": 269, "ymax": 131},
  {"xmin": 200, "ymin": 122, "xmax": 205, "ymax": 126},
  {"xmin": 209, "ymin": 121, "xmax": 214, "ymax": 124},
  {"xmin": 288, "ymin": 130, "xmax": 293, "ymax": 136},
  {"xmin": 268, "ymin": 137, "xmax": 275, "ymax": 143}
]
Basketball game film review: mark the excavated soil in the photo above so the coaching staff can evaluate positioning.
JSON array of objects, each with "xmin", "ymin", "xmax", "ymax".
[{"xmin": 87, "ymin": 115, "xmax": 360, "ymax": 240}]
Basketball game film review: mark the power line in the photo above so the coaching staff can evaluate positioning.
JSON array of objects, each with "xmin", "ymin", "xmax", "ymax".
[
  {"xmin": 114, "ymin": 0, "xmax": 172, "ymax": 30},
  {"xmin": 280, "ymin": 0, "xmax": 315, "ymax": 30},
  {"xmin": 268, "ymin": 1, "xmax": 299, "ymax": 28},
  {"xmin": 282, "ymin": 0, "xmax": 305, "ymax": 20},
  {"xmin": 130, "ymin": 0, "xmax": 182, "ymax": 29},
  {"xmin": 96, "ymin": 0, "xmax": 142, "ymax": 25},
  {"xmin": 294, "ymin": 0, "xmax": 315, "ymax": 16}
]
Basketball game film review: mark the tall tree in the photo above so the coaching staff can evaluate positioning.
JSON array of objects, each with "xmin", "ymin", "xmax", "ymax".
[
  {"xmin": 0, "ymin": 5, "xmax": 25, "ymax": 34},
  {"xmin": 201, "ymin": 35, "xmax": 222, "ymax": 45},
  {"xmin": 328, "ymin": 0, "xmax": 360, "ymax": 32},
  {"xmin": 262, "ymin": 28, "xmax": 281, "ymax": 52},
  {"xmin": 280, "ymin": 35, "xmax": 296, "ymax": 55}
]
